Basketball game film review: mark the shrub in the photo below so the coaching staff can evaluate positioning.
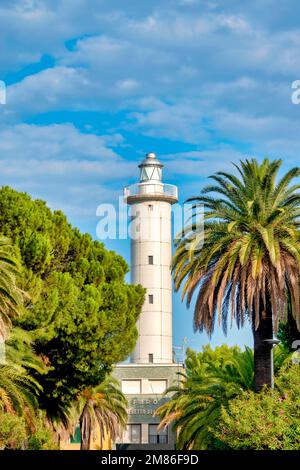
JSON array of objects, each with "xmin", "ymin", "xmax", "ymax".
[
  {"xmin": 0, "ymin": 412, "xmax": 27, "ymax": 449},
  {"xmin": 214, "ymin": 363, "xmax": 300, "ymax": 450}
]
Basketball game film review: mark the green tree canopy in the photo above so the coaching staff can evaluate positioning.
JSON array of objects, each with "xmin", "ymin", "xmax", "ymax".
[{"xmin": 0, "ymin": 186, "xmax": 144, "ymax": 420}]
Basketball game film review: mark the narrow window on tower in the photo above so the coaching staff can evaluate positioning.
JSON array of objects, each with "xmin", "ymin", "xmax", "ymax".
[
  {"xmin": 148, "ymin": 204, "xmax": 153, "ymax": 211},
  {"xmin": 148, "ymin": 294, "xmax": 154, "ymax": 304},
  {"xmin": 148, "ymin": 255, "xmax": 153, "ymax": 265},
  {"xmin": 149, "ymin": 353, "xmax": 153, "ymax": 363}
]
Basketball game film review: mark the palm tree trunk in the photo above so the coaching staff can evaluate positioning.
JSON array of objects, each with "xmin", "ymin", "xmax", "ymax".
[{"xmin": 253, "ymin": 309, "xmax": 273, "ymax": 392}]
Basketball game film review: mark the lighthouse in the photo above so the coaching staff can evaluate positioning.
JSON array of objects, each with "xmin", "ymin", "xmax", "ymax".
[
  {"xmin": 124, "ymin": 152, "xmax": 178, "ymax": 364},
  {"xmin": 114, "ymin": 153, "xmax": 180, "ymax": 450}
]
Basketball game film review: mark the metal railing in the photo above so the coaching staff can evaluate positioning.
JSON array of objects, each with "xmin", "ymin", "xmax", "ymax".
[{"xmin": 124, "ymin": 183, "xmax": 178, "ymax": 199}]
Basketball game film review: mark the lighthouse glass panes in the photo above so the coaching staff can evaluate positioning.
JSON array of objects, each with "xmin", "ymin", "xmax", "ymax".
[{"xmin": 140, "ymin": 166, "xmax": 162, "ymax": 182}]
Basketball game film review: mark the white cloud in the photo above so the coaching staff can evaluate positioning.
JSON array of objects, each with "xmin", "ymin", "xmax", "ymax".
[
  {"xmin": 165, "ymin": 147, "xmax": 244, "ymax": 178},
  {"xmin": 116, "ymin": 79, "xmax": 140, "ymax": 91},
  {"xmin": 126, "ymin": 97, "xmax": 210, "ymax": 143},
  {"xmin": 0, "ymin": 123, "xmax": 134, "ymax": 221},
  {"xmin": 1, "ymin": 0, "xmax": 300, "ymax": 226}
]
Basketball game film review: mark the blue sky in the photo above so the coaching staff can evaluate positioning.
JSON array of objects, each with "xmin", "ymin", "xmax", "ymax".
[{"xmin": 1, "ymin": 0, "xmax": 300, "ymax": 353}]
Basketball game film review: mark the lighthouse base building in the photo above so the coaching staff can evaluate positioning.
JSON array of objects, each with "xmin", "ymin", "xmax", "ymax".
[
  {"xmin": 113, "ymin": 153, "xmax": 181, "ymax": 450},
  {"xmin": 114, "ymin": 363, "xmax": 180, "ymax": 449}
]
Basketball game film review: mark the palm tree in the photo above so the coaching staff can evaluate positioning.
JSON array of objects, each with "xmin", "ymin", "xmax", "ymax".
[
  {"xmin": 0, "ymin": 328, "xmax": 45, "ymax": 426},
  {"xmin": 155, "ymin": 346, "xmax": 254, "ymax": 449},
  {"xmin": 0, "ymin": 237, "xmax": 22, "ymax": 339},
  {"xmin": 5, "ymin": 327, "xmax": 46, "ymax": 375},
  {"xmin": 0, "ymin": 364, "xmax": 38, "ymax": 416},
  {"xmin": 156, "ymin": 344, "xmax": 290, "ymax": 449},
  {"xmin": 173, "ymin": 159, "xmax": 300, "ymax": 391},
  {"xmin": 77, "ymin": 377, "xmax": 127, "ymax": 450}
]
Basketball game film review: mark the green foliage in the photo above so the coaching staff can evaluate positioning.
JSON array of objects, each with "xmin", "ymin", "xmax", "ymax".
[
  {"xmin": 278, "ymin": 311, "xmax": 300, "ymax": 352},
  {"xmin": 27, "ymin": 414, "xmax": 59, "ymax": 450},
  {"xmin": 157, "ymin": 344, "xmax": 292, "ymax": 450},
  {"xmin": 5, "ymin": 327, "xmax": 46, "ymax": 376},
  {"xmin": 0, "ymin": 328, "xmax": 44, "ymax": 420},
  {"xmin": 27, "ymin": 427, "xmax": 59, "ymax": 450},
  {"xmin": 0, "ymin": 409, "xmax": 58, "ymax": 450},
  {"xmin": 214, "ymin": 363, "xmax": 300, "ymax": 450},
  {"xmin": 156, "ymin": 345, "xmax": 254, "ymax": 450},
  {"xmin": 0, "ymin": 237, "xmax": 23, "ymax": 335},
  {"xmin": 273, "ymin": 344, "xmax": 292, "ymax": 373},
  {"xmin": 173, "ymin": 159, "xmax": 300, "ymax": 336},
  {"xmin": 0, "ymin": 411, "xmax": 27, "ymax": 449},
  {"xmin": 0, "ymin": 186, "xmax": 144, "ymax": 421}
]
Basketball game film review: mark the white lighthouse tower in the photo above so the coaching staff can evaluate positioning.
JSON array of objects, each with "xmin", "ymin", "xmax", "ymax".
[
  {"xmin": 114, "ymin": 153, "xmax": 180, "ymax": 450},
  {"xmin": 124, "ymin": 152, "xmax": 178, "ymax": 364}
]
